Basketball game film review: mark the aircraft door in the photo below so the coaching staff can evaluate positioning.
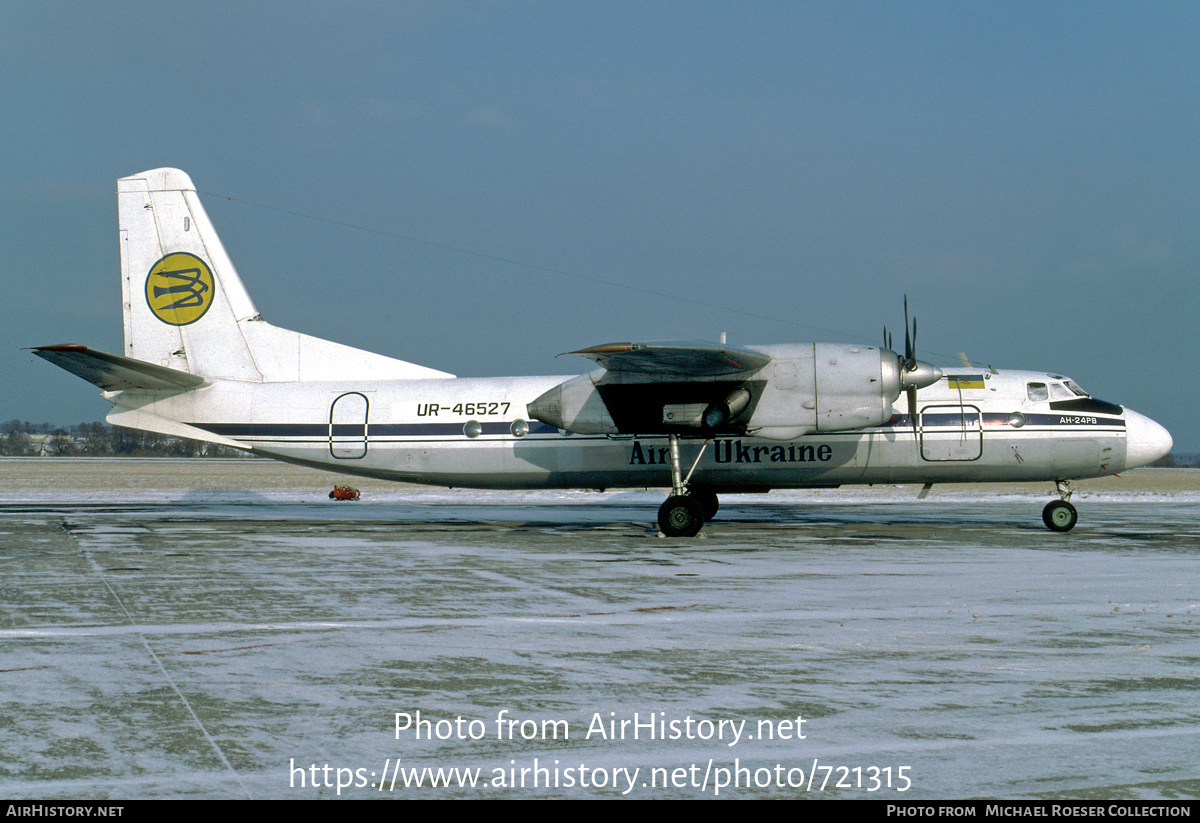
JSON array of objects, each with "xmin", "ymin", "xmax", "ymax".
[
  {"xmin": 919, "ymin": 404, "xmax": 982, "ymax": 461},
  {"xmin": 330, "ymin": 392, "xmax": 368, "ymax": 459}
]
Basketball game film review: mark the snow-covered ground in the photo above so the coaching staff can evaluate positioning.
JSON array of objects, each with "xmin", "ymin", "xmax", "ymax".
[
  {"xmin": 2, "ymin": 459, "xmax": 1198, "ymax": 799},
  {"xmin": 2, "ymin": 457, "xmax": 1197, "ymax": 505}
]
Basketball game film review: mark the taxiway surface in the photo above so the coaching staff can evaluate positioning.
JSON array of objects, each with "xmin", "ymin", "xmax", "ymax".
[{"xmin": 2, "ymin": 459, "xmax": 1198, "ymax": 799}]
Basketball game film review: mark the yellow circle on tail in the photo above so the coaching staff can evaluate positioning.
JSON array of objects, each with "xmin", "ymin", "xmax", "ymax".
[{"xmin": 145, "ymin": 252, "xmax": 215, "ymax": 326}]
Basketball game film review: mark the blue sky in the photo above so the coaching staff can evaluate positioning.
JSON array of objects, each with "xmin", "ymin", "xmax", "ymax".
[{"xmin": 3, "ymin": 1, "xmax": 1197, "ymax": 449}]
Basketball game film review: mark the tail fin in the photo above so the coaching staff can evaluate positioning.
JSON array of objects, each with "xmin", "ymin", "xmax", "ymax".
[{"xmin": 118, "ymin": 168, "xmax": 452, "ymax": 381}]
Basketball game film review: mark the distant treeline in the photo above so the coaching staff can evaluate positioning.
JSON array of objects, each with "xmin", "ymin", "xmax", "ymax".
[
  {"xmin": 1151, "ymin": 453, "xmax": 1200, "ymax": 468},
  {"xmin": 1, "ymin": 420, "xmax": 249, "ymax": 458}
]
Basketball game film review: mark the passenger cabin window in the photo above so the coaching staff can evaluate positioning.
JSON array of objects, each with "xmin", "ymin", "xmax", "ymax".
[{"xmin": 1027, "ymin": 382, "xmax": 1049, "ymax": 402}]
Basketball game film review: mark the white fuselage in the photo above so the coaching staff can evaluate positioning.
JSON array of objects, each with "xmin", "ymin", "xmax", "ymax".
[
  {"xmin": 105, "ymin": 367, "xmax": 1166, "ymax": 491},
  {"xmin": 38, "ymin": 168, "xmax": 1174, "ymax": 535}
]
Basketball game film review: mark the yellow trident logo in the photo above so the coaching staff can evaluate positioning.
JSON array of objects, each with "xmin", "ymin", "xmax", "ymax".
[{"xmin": 145, "ymin": 252, "xmax": 215, "ymax": 326}]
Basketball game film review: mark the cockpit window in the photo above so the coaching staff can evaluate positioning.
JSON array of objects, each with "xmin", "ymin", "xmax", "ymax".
[
  {"xmin": 1050, "ymin": 382, "xmax": 1076, "ymax": 400},
  {"xmin": 1065, "ymin": 380, "xmax": 1089, "ymax": 397},
  {"xmin": 1026, "ymin": 382, "xmax": 1049, "ymax": 402}
]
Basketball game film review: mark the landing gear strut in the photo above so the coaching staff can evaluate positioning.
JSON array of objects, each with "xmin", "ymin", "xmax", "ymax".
[
  {"xmin": 1042, "ymin": 480, "xmax": 1078, "ymax": 532},
  {"xmin": 656, "ymin": 435, "xmax": 715, "ymax": 537}
]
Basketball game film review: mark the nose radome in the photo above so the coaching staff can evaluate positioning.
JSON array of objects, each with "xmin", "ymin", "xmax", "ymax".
[{"xmin": 1124, "ymin": 409, "xmax": 1173, "ymax": 469}]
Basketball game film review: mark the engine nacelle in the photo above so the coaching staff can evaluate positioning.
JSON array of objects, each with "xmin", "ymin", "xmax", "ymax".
[
  {"xmin": 744, "ymin": 343, "xmax": 904, "ymax": 438},
  {"xmin": 812, "ymin": 342, "xmax": 903, "ymax": 431},
  {"xmin": 528, "ymin": 343, "xmax": 939, "ymax": 437},
  {"xmin": 527, "ymin": 370, "xmax": 618, "ymax": 434}
]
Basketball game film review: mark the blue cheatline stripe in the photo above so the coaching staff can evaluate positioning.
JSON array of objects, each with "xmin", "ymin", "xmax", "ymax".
[
  {"xmin": 196, "ymin": 423, "xmax": 319, "ymax": 437},
  {"xmin": 190, "ymin": 421, "xmax": 559, "ymax": 437},
  {"xmin": 193, "ymin": 416, "xmax": 1123, "ymax": 440},
  {"xmin": 881, "ymin": 413, "xmax": 1124, "ymax": 429}
]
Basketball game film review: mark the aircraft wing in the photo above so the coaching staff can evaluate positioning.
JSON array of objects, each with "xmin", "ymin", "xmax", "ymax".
[
  {"xmin": 31, "ymin": 345, "xmax": 206, "ymax": 391},
  {"xmin": 530, "ymin": 340, "xmax": 772, "ymax": 435},
  {"xmin": 569, "ymin": 340, "xmax": 771, "ymax": 377}
]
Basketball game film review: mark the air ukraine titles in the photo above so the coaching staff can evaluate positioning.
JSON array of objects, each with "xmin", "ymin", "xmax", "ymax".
[{"xmin": 629, "ymin": 439, "xmax": 834, "ymax": 465}]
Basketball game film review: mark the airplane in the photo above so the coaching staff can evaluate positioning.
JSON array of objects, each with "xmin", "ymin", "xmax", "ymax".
[{"xmin": 34, "ymin": 168, "xmax": 1173, "ymax": 536}]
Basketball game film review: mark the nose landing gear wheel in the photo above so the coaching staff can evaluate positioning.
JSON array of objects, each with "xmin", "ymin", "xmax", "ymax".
[
  {"xmin": 1042, "ymin": 500, "xmax": 1078, "ymax": 532},
  {"xmin": 659, "ymin": 494, "xmax": 705, "ymax": 537}
]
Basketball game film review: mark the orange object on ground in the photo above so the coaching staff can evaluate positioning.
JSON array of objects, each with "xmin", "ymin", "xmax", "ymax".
[{"xmin": 329, "ymin": 485, "xmax": 360, "ymax": 500}]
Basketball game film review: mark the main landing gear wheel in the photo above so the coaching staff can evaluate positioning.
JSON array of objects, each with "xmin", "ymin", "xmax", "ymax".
[
  {"xmin": 1042, "ymin": 500, "xmax": 1078, "ymax": 532},
  {"xmin": 657, "ymin": 434, "xmax": 714, "ymax": 537},
  {"xmin": 659, "ymin": 494, "xmax": 705, "ymax": 538},
  {"xmin": 688, "ymin": 488, "xmax": 720, "ymax": 522}
]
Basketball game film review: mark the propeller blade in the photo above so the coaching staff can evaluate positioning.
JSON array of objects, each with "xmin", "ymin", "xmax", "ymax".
[
  {"xmin": 904, "ymin": 296, "xmax": 912, "ymax": 362},
  {"xmin": 908, "ymin": 386, "xmax": 918, "ymax": 433}
]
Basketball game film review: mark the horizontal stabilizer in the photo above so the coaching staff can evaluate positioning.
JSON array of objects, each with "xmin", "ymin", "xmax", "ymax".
[
  {"xmin": 569, "ymin": 340, "xmax": 772, "ymax": 377},
  {"xmin": 32, "ymin": 345, "xmax": 206, "ymax": 391}
]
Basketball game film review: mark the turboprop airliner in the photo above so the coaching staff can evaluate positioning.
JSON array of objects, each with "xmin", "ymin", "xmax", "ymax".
[{"xmin": 34, "ymin": 168, "xmax": 1172, "ymax": 536}]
